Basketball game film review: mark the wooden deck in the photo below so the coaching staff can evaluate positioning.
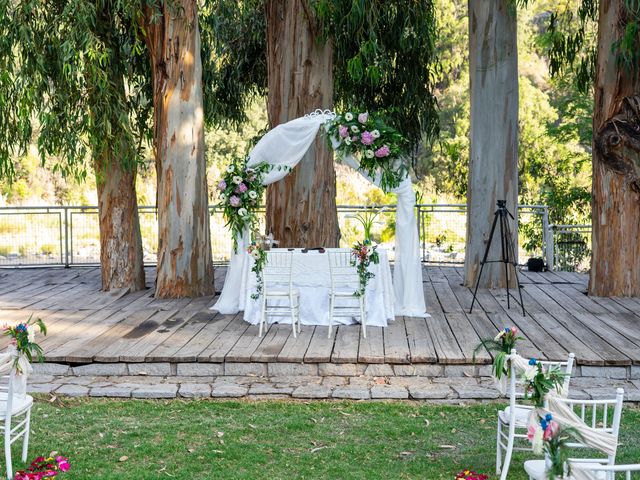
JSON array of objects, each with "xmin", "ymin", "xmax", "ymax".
[{"xmin": 0, "ymin": 266, "xmax": 639, "ymax": 367}]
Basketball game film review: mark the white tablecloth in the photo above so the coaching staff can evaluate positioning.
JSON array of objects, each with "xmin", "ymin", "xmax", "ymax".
[{"xmin": 240, "ymin": 248, "xmax": 395, "ymax": 327}]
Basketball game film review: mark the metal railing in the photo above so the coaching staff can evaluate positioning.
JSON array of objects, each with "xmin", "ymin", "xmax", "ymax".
[
  {"xmin": 0, "ymin": 203, "xmax": 564, "ymax": 268},
  {"xmin": 546, "ymin": 224, "xmax": 592, "ymax": 272}
]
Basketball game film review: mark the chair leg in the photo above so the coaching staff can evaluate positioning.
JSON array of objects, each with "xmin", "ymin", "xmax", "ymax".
[
  {"xmin": 5, "ymin": 418, "xmax": 12, "ymax": 480},
  {"xmin": 499, "ymin": 421, "xmax": 516, "ymax": 480},
  {"xmin": 22, "ymin": 409, "xmax": 31, "ymax": 462},
  {"xmin": 496, "ymin": 418, "xmax": 503, "ymax": 475},
  {"xmin": 360, "ymin": 297, "xmax": 366, "ymax": 339},
  {"xmin": 259, "ymin": 297, "xmax": 266, "ymax": 337},
  {"xmin": 290, "ymin": 295, "xmax": 297, "ymax": 339},
  {"xmin": 328, "ymin": 295, "xmax": 334, "ymax": 339}
]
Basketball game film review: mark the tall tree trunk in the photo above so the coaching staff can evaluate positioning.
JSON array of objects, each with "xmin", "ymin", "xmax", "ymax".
[
  {"xmin": 589, "ymin": 0, "xmax": 640, "ymax": 297},
  {"xmin": 464, "ymin": 0, "xmax": 519, "ymax": 288},
  {"xmin": 265, "ymin": 0, "xmax": 339, "ymax": 248},
  {"xmin": 144, "ymin": 1, "xmax": 214, "ymax": 298},
  {"xmin": 94, "ymin": 155, "xmax": 145, "ymax": 292}
]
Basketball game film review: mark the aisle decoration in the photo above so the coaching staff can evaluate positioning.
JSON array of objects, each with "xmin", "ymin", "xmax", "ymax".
[
  {"xmin": 352, "ymin": 240, "xmax": 379, "ymax": 297},
  {"xmin": 528, "ymin": 414, "xmax": 580, "ymax": 479},
  {"xmin": 454, "ymin": 469, "xmax": 488, "ymax": 480},
  {"xmin": 217, "ymin": 159, "xmax": 270, "ymax": 252},
  {"xmin": 15, "ymin": 453, "xmax": 71, "ymax": 479},
  {"xmin": 247, "ymin": 242, "xmax": 267, "ymax": 300},
  {"xmin": 523, "ymin": 359, "xmax": 566, "ymax": 408},
  {"xmin": 324, "ymin": 111, "xmax": 408, "ymax": 192},
  {"xmin": 473, "ymin": 326, "xmax": 522, "ymax": 380},
  {"xmin": 3, "ymin": 315, "xmax": 47, "ymax": 372}
]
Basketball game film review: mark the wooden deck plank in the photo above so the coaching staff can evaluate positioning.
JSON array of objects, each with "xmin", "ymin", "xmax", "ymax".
[
  {"xmin": 358, "ymin": 323, "xmax": 386, "ymax": 363},
  {"xmin": 445, "ymin": 313, "xmax": 489, "ymax": 363},
  {"xmin": 432, "ymin": 281, "xmax": 463, "ymax": 313},
  {"xmin": 404, "ymin": 316, "xmax": 437, "ymax": 363},
  {"xmin": 425, "ymin": 312, "xmax": 465, "ymax": 363},
  {"xmin": 331, "ymin": 325, "xmax": 361, "ymax": 363},
  {"xmin": 383, "ymin": 317, "xmax": 411, "ymax": 364},
  {"xmin": 167, "ymin": 312, "xmax": 231, "ymax": 362},
  {"xmin": 198, "ymin": 316, "xmax": 251, "ymax": 362},
  {"xmin": 278, "ymin": 326, "xmax": 315, "ymax": 363},
  {"xmin": 145, "ymin": 310, "xmax": 215, "ymax": 362},
  {"xmin": 251, "ymin": 323, "xmax": 292, "ymax": 362},
  {"xmin": 304, "ymin": 325, "xmax": 337, "ymax": 363},
  {"xmin": 224, "ymin": 322, "xmax": 265, "ymax": 362}
]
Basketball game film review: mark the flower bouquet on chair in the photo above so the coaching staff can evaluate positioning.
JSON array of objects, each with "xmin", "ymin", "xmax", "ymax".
[
  {"xmin": 351, "ymin": 240, "xmax": 379, "ymax": 298},
  {"xmin": 473, "ymin": 326, "xmax": 522, "ymax": 394},
  {"xmin": 522, "ymin": 359, "xmax": 567, "ymax": 408},
  {"xmin": 528, "ymin": 413, "xmax": 581, "ymax": 479},
  {"xmin": 2, "ymin": 316, "xmax": 47, "ymax": 398}
]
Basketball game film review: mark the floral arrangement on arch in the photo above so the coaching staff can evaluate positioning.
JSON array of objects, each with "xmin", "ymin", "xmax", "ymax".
[
  {"xmin": 351, "ymin": 239, "xmax": 379, "ymax": 297},
  {"xmin": 454, "ymin": 469, "xmax": 488, "ymax": 480},
  {"xmin": 247, "ymin": 242, "xmax": 267, "ymax": 300},
  {"xmin": 522, "ymin": 358, "xmax": 567, "ymax": 408},
  {"xmin": 324, "ymin": 111, "xmax": 408, "ymax": 192},
  {"xmin": 216, "ymin": 159, "xmax": 270, "ymax": 252},
  {"xmin": 4, "ymin": 315, "xmax": 47, "ymax": 373},
  {"xmin": 528, "ymin": 413, "xmax": 580, "ymax": 479},
  {"xmin": 15, "ymin": 453, "xmax": 70, "ymax": 479},
  {"xmin": 473, "ymin": 326, "xmax": 522, "ymax": 380}
]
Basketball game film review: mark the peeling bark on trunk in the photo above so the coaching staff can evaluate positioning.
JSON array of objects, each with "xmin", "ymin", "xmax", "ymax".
[
  {"xmin": 464, "ymin": 0, "xmax": 519, "ymax": 289},
  {"xmin": 94, "ymin": 156, "xmax": 145, "ymax": 292},
  {"xmin": 265, "ymin": 0, "xmax": 339, "ymax": 248},
  {"xmin": 589, "ymin": 0, "xmax": 640, "ymax": 297},
  {"xmin": 144, "ymin": 0, "xmax": 213, "ymax": 298}
]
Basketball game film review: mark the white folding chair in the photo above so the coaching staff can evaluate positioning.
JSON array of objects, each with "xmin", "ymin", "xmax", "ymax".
[
  {"xmin": 259, "ymin": 251, "xmax": 300, "ymax": 338},
  {"xmin": 524, "ymin": 388, "xmax": 625, "ymax": 480},
  {"xmin": 497, "ymin": 349, "xmax": 576, "ymax": 480},
  {"xmin": 570, "ymin": 463, "xmax": 640, "ymax": 480},
  {"xmin": 328, "ymin": 249, "xmax": 366, "ymax": 339},
  {"xmin": 0, "ymin": 370, "xmax": 33, "ymax": 479}
]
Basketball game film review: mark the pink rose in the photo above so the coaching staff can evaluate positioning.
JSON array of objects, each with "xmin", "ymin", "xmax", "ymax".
[
  {"xmin": 360, "ymin": 131, "xmax": 374, "ymax": 145},
  {"xmin": 229, "ymin": 195, "xmax": 241, "ymax": 207},
  {"xmin": 338, "ymin": 125, "xmax": 349, "ymax": 138},
  {"xmin": 235, "ymin": 183, "xmax": 248, "ymax": 193},
  {"xmin": 374, "ymin": 145, "xmax": 390, "ymax": 158},
  {"xmin": 543, "ymin": 421, "xmax": 559, "ymax": 441},
  {"xmin": 358, "ymin": 112, "xmax": 368, "ymax": 123}
]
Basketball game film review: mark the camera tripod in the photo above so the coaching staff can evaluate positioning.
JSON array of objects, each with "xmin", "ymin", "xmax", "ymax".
[{"xmin": 469, "ymin": 200, "xmax": 526, "ymax": 316}]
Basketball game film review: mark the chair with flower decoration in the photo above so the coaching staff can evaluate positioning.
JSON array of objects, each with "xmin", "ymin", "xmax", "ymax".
[
  {"xmin": 569, "ymin": 462, "xmax": 640, "ymax": 480},
  {"xmin": 327, "ymin": 249, "xmax": 366, "ymax": 339},
  {"xmin": 259, "ymin": 250, "xmax": 300, "ymax": 338},
  {"xmin": 496, "ymin": 349, "xmax": 576, "ymax": 480},
  {"xmin": 0, "ymin": 367, "xmax": 33, "ymax": 480},
  {"xmin": 524, "ymin": 388, "xmax": 625, "ymax": 480}
]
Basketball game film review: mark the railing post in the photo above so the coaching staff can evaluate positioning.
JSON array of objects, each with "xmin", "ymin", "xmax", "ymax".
[
  {"xmin": 64, "ymin": 207, "xmax": 70, "ymax": 268},
  {"xmin": 541, "ymin": 206, "xmax": 550, "ymax": 268},
  {"xmin": 546, "ymin": 224, "xmax": 555, "ymax": 272}
]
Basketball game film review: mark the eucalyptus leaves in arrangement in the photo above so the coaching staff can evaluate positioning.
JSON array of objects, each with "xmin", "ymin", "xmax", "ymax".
[
  {"xmin": 351, "ymin": 240, "xmax": 379, "ymax": 298},
  {"xmin": 216, "ymin": 159, "xmax": 270, "ymax": 252},
  {"xmin": 324, "ymin": 111, "xmax": 409, "ymax": 192},
  {"xmin": 473, "ymin": 327, "xmax": 523, "ymax": 380},
  {"xmin": 247, "ymin": 242, "xmax": 267, "ymax": 300}
]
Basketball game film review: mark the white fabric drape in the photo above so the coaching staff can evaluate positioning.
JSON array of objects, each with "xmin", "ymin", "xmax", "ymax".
[
  {"xmin": 0, "ymin": 345, "xmax": 31, "ymax": 399},
  {"xmin": 213, "ymin": 110, "xmax": 428, "ymax": 318}
]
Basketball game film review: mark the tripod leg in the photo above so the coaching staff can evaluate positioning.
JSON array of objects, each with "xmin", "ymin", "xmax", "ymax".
[
  {"xmin": 499, "ymin": 212, "xmax": 511, "ymax": 309},
  {"xmin": 470, "ymin": 210, "xmax": 500, "ymax": 314},
  {"xmin": 504, "ymin": 217, "xmax": 526, "ymax": 316}
]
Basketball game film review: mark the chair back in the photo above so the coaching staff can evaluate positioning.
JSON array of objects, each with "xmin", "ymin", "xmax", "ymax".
[
  {"xmin": 558, "ymin": 388, "xmax": 624, "ymax": 464},
  {"xmin": 328, "ymin": 249, "xmax": 360, "ymax": 292},
  {"xmin": 570, "ymin": 463, "xmax": 640, "ymax": 479},
  {"xmin": 262, "ymin": 251, "xmax": 294, "ymax": 294},
  {"xmin": 0, "ymin": 369, "xmax": 16, "ymax": 424}
]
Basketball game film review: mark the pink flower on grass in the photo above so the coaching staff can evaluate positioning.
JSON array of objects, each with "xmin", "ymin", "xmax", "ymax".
[
  {"xmin": 338, "ymin": 125, "xmax": 349, "ymax": 138},
  {"xmin": 235, "ymin": 183, "xmax": 248, "ymax": 194},
  {"xmin": 56, "ymin": 456, "xmax": 70, "ymax": 472},
  {"xmin": 358, "ymin": 112, "xmax": 368, "ymax": 123},
  {"xmin": 229, "ymin": 195, "xmax": 241, "ymax": 207},
  {"xmin": 360, "ymin": 131, "xmax": 374, "ymax": 145},
  {"xmin": 374, "ymin": 145, "xmax": 390, "ymax": 158},
  {"xmin": 217, "ymin": 180, "xmax": 227, "ymax": 191}
]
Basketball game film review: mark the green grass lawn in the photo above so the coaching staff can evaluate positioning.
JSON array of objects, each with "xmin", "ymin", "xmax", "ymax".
[{"xmin": 11, "ymin": 397, "xmax": 640, "ymax": 479}]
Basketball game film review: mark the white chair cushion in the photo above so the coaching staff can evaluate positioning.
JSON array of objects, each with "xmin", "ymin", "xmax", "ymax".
[
  {"xmin": 499, "ymin": 405, "xmax": 531, "ymax": 427},
  {"xmin": 0, "ymin": 392, "xmax": 33, "ymax": 416}
]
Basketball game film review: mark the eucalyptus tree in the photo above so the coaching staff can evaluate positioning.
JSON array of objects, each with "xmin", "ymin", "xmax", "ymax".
[
  {"xmin": 544, "ymin": 0, "xmax": 640, "ymax": 296},
  {"xmin": 205, "ymin": 0, "xmax": 439, "ymax": 247},
  {"xmin": 0, "ymin": 0, "xmax": 148, "ymax": 292},
  {"xmin": 0, "ymin": 0, "xmax": 214, "ymax": 298},
  {"xmin": 463, "ymin": 0, "xmax": 519, "ymax": 289}
]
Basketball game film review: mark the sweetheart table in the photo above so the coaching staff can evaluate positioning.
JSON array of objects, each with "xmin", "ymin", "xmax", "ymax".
[{"xmin": 239, "ymin": 248, "xmax": 395, "ymax": 327}]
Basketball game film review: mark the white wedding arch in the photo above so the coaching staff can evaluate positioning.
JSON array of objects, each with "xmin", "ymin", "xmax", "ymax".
[{"xmin": 213, "ymin": 110, "xmax": 428, "ymax": 318}]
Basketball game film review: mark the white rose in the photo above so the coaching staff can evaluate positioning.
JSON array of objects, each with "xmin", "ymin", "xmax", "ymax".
[
  {"xmin": 523, "ymin": 367, "xmax": 537, "ymax": 382},
  {"xmin": 345, "ymin": 112, "xmax": 353, "ymax": 121},
  {"xmin": 248, "ymin": 191, "xmax": 257, "ymax": 199},
  {"xmin": 238, "ymin": 208, "xmax": 248, "ymax": 217},
  {"xmin": 345, "ymin": 138, "xmax": 352, "ymax": 145},
  {"xmin": 372, "ymin": 129, "xmax": 380, "ymax": 138},
  {"xmin": 365, "ymin": 149, "xmax": 374, "ymax": 158},
  {"xmin": 350, "ymin": 125, "xmax": 359, "ymax": 133},
  {"xmin": 27, "ymin": 326, "xmax": 35, "ymax": 343},
  {"xmin": 232, "ymin": 175, "xmax": 243, "ymax": 185},
  {"xmin": 226, "ymin": 165, "xmax": 235, "ymax": 173}
]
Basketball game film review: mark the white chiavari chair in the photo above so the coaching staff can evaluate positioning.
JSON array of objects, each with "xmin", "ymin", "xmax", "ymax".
[
  {"xmin": 327, "ymin": 249, "xmax": 366, "ymax": 339},
  {"xmin": 259, "ymin": 251, "xmax": 300, "ymax": 338}
]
